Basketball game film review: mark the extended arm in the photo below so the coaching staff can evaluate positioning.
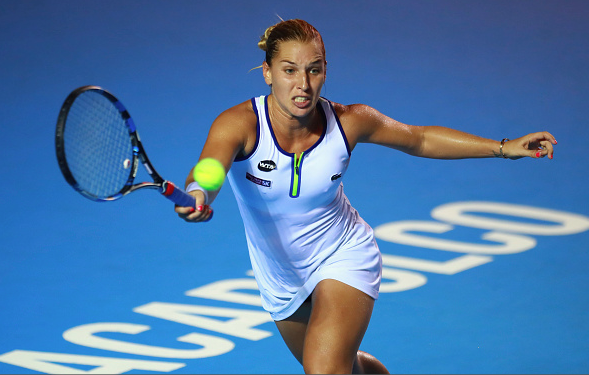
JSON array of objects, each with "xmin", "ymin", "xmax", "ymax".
[
  {"xmin": 175, "ymin": 101, "xmax": 256, "ymax": 222},
  {"xmin": 341, "ymin": 104, "xmax": 556, "ymax": 159}
]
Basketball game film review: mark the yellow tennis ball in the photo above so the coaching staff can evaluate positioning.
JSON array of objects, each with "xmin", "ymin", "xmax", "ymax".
[{"xmin": 193, "ymin": 158, "xmax": 225, "ymax": 191}]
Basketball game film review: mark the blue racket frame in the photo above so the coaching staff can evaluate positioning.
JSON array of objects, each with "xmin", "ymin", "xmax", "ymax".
[{"xmin": 55, "ymin": 85, "xmax": 196, "ymax": 208}]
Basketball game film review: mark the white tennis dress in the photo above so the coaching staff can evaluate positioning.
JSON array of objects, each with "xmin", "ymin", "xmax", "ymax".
[{"xmin": 226, "ymin": 96, "xmax": 382, "ymax": 321}]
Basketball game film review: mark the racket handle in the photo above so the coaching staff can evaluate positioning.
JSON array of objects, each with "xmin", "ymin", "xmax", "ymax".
[{"xmin": 161, "ymin": 181, "xmax": 197, "ymax": 207}]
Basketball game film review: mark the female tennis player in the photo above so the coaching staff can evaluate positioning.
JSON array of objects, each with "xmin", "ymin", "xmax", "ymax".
[{"xmin": 175, "ymin": 19, "xmax": 556, "ymax": 374}]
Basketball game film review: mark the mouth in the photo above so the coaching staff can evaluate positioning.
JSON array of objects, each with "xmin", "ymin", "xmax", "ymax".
[{"xmin": 293, "ymin": 96, "xmax": 311, "ymax": 108}]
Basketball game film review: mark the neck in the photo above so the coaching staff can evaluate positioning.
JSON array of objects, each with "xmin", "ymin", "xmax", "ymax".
[
  {"xmin": 266, "ymin": 95, "xmax": 324, "ymax": 155},
  {"xmin": 267, "ymin": 95, "xmax": 320, "ymax": 140}
]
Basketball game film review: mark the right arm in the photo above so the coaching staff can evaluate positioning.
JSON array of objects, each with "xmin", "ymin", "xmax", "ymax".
[{"xmin": 175, "ymin": 100, "xmax": 257, "ymax": 222}]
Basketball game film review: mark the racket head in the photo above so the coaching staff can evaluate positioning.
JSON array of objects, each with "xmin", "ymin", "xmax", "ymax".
[{"xmin": 55, "ymin": 86, "xmax": 139, "ymax": 201}]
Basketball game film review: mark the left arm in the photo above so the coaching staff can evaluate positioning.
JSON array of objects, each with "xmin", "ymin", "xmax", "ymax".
[{"xmin": 337, "ymin": 103, "xmax": 557, "ymax": 159}]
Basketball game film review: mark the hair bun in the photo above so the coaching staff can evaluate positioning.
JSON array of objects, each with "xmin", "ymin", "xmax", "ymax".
[{"xmin": 258, "ymin": 25, "xmax": 275, "ymax": 52}]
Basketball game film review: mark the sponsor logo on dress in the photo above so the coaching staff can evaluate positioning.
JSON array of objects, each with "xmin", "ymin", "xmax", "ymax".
[
  {"xmin": 246, "ymin": 172, "xmax": 272, "ymax": 187},
  {"xmin": 258, "ymin": 160, "xmax": 277, "ymax": 172}
]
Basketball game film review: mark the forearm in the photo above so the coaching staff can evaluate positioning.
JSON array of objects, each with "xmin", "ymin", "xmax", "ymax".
[{"xmin": 413, "ymin": 126, "xmax": 501, "ymax": 159}]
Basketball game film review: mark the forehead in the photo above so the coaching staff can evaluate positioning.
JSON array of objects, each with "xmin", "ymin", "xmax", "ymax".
[{"xmin": 274, "ymin": 40, "xmax": 325, "ymax": 63}]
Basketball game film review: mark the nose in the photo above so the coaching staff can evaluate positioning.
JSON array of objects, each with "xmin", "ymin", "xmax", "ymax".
[{"xmin": 298, "ymin": 73, "xmax": 309, "ymax": 91}]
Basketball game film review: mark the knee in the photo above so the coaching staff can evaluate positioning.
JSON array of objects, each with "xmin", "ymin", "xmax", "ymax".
[
  {"xmin": 354, "ymin": 350, "xmax": 389, "ymax": 374},
  {"xmin": 303, "ymin": 355, "xmax": 353, "ymax": 374}
]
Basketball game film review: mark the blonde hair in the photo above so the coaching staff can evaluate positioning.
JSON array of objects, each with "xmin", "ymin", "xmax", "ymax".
[{"xmin": 258, "ymin": 19, "xmax": 325, "ymax": 66}]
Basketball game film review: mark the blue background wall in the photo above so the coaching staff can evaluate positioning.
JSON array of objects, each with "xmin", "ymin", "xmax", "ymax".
[{"xmin": 1, "ymin": 1, "xmax": 588, "ymax": 373}]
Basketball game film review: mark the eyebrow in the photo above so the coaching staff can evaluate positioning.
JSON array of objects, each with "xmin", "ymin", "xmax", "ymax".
[{"xmin": 279, "ymin": 59, "xmax": 324, "ymax": 66}]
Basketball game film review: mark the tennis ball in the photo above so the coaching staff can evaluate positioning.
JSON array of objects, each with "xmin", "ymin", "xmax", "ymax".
[{"xmin": 193, "ymin": 158, "xmax": 225, "ymax": 191}]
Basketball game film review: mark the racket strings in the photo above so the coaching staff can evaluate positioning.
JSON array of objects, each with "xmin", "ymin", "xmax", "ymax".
[{"xmin": 64, "ymin": 91, "xmax": 134, "ymax": 198}]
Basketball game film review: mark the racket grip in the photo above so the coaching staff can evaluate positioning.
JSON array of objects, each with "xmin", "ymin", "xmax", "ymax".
[{"xmin": 161, "ymin": 181, "xmax": 196, "ymax": 207}]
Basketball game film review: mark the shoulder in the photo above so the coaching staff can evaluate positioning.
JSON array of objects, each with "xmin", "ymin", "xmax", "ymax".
[
  {"xmin": 209, "ymin": 99, "xmax": 258, "ymax": 139},
  {"xmin": 208, "ymin": 99, "xmax": 258, "ymax": 158},
  {"xmin": 213, "ymin": 99, "xmax": 257, "ymax": 128},
  {"xmin": 327, "ymin": 100, "xmax": 417, "ymax": 151},
  {"xmin": 330, "ymin": 102, "xmax": 376, "ymax": 121},
  {"xmin": 328, "ymin": 101, "xmax": 386, "ymax": 149}
]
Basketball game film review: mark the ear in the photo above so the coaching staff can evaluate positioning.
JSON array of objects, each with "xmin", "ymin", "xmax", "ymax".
[{"xmin": 262, "ymin": 61, "xmax": 272, "ymax": 86}]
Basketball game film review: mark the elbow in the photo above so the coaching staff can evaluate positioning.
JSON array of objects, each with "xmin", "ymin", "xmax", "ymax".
[{"xmin": 405, "ymin": 126, "xmax": 427, "ymax": 157}]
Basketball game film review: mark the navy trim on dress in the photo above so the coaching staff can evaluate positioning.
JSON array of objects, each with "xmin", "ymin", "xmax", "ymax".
[
  {"xmin": 234, "ymin": 97, "xmax": 261, "ymax": 162},
  {"xmin": 325, "ymin": 98, "xmax": 352, "ymax": 157}
]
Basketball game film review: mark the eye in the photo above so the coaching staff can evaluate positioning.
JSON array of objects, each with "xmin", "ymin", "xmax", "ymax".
[{"xmin": 284, "ymin": 68, "xmax": 295, "ymax": 74}]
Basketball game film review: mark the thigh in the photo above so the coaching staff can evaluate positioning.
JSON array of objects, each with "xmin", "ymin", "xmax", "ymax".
[
  {"xmin": 274, "ymin": 280, "xmax": 376, "ymax": 371},
  {"xmin": 303, "ymin": 279, "xmax": 375, "ymax": 373},
  {"xmin": 274, "ymin": 296, "xmax": 312, "ymax": 365}
]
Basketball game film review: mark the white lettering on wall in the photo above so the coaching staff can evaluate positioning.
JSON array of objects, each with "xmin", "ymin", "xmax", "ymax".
[
  {"xmin": 374, "ymin": 221, "xmax": 537, "ymax": 254},
  {"xmin": 133, "ymin": 302, "xmax": 273, "ymax": 341},
  {"xmin": 431, "ymin": 201, "xmax": 589, "ymax": 236},
  {"xmin": 0, "ymin": 350, "xmax": 184, "ymax": 374},
  {"xmin": 63, "ymin": 323, "xmax": 234, "ymax": 359}
]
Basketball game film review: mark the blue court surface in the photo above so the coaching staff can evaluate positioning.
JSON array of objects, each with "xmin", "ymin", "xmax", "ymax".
[{"xmin": 1, "ymin": 1, "xmax": 588, "ymax": 373}]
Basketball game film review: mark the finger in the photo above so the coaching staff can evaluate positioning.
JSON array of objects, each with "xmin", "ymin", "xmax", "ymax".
[
  {"xmin": 534, "ymin": 140, "xmax": 555, "ymax": 159},
  {"xmin": 174, "ymin": 191, "xmax": 202, "ymax": 214},
  {"xmin": 177, "ymin": 206, "xmax": 197, "ymax": 221},
  {"xmin": 531, "ymin": 131, "xmax": 558, "ymax": 146},
  {"xmin": 544, "ymin": 131, "xmax": 558, "ymax": 145},
  {"xmin": 540, "ymin": 140, "xmax": 555, "ymax": 159},
  {"xmin": 175, "ymin": 205, "xmax": 195, "ymax": 215},
  {"xmin": 177, "ymin": 204, "xmax": 203, "ymax": 222},
  {"xmin": 203, "ymin": 208, "xmax": 214, "ymax": 222},
  {"xmin": 182, "ymin": 209, "xmax": 203, "ymax": 222},
  {"xmin": 185, "ymin": 205, "xmax": 214, "ymax": 223},
  {"xmin": 183, "ymin": 191, "xmax": 206, "ymax": 216}
]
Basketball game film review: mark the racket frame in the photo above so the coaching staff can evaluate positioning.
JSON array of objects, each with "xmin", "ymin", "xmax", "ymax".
[{"xmin": 55, "ymin": 85, "xmax": 192, "ymax": 206}]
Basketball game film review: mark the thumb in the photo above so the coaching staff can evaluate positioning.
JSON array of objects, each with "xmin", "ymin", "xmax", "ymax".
[
  {"xmin": 189, "ymin": 189, "xmax": 208, "ymax": 211},
  {"xmin": 190, "ymin": 189, "xmax": 214, "ymax": 222}
]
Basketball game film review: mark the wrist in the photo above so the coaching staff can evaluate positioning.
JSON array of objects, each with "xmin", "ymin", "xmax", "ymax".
[
  {"xmin": 499, "ymin": 138, "xmax": 510, "ymax": 159},
  {"xmin": 186, "ymin": 181, "xmax": 210, "ymax": 205}
]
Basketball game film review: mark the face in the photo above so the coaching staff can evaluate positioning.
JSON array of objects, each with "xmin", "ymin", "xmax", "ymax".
[{"xmin": 263, "ymin": 39, "xmax": 326, "ymax": 120}]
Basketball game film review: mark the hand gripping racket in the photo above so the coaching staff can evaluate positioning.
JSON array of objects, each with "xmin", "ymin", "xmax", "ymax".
[{"xmin": 55, "ymin": 85, "xmax": 195, "ymax": 207}]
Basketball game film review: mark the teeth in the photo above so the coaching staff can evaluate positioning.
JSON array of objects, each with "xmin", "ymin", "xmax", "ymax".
[{"xmin": 294, "ymin": 97, "xmax": 308, "ymax": 103}]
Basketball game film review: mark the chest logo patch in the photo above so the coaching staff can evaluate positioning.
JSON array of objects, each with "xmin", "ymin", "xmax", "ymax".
[
  {"xmin": 258, "ymin": 160, "xmax": 277, "ymax": 172},
  {"xmin": 246, "ymin": 172, "xmax": 272, "ymax": 188}
]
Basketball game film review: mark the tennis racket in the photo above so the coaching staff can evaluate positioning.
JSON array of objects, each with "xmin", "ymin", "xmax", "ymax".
[{"xmin": 55, "ymin": 85, "xmax": 195, "ymax": 208}]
